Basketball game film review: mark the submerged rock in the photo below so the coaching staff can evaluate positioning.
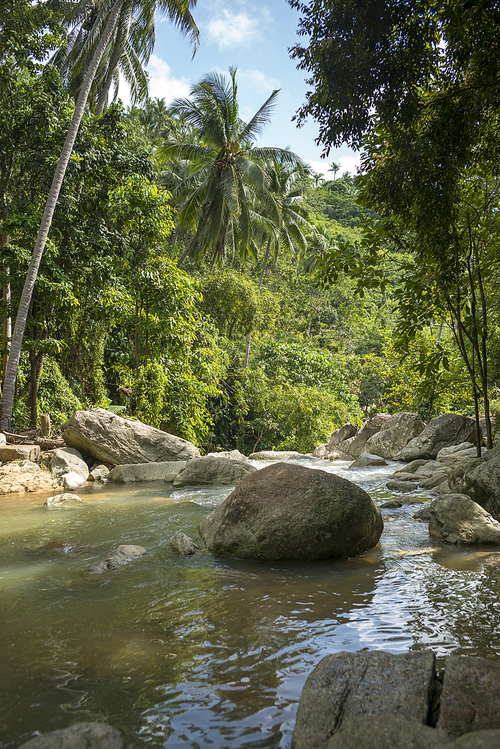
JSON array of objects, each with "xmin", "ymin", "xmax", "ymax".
[
  {"xmin": 170, "ymin": 532, "xmax": 198, "ymax": 555},
  {"xmin": 386, "ymin": 479, "xmax": 418, "ymax": 492},
  {"xmin": 88, "ymin": 544, "xmax": 147, "ymax": 573},
  {"xmin": 63, "ymin": 408, "xmax": 200, "ymax": 465},
  {"xmin": 44, "ymin": 493, "xmax": 82, "ymax": 506},
  {"xmin": 17, "ymin": 722, "xmax": 123, "ymax": 749},
  {"xmin": 199, "ymin": 462, "xmax": 383, "ymax": 562}
]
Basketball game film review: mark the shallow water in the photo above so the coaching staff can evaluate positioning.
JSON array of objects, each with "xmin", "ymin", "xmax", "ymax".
[{"xmin": 1, "ymin": 458, "xmax": 500, "ymax": 748}]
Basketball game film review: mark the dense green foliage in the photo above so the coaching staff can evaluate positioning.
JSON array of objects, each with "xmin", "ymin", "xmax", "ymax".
[{"xmin": 1, "ymin": 0, "xmax": 499, "ymax": 452}]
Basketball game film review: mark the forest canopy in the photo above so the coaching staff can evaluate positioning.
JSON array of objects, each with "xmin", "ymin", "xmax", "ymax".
[{"xmin": 0, "ymin": 0, "xmax": 499, "ymax": 452}]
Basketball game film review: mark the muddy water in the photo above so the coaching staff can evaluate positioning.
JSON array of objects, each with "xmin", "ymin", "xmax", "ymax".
[{"xmin": 1, "ymin": 458, "xmax": 500, "ymax": 748}]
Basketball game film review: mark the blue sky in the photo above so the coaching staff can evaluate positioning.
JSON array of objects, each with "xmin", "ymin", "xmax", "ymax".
[{"xmin": 121, "ymin": 0, "xmax": 359, "ymax": 178}]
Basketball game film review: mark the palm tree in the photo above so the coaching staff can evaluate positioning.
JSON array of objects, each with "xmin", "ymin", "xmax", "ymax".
[
  {"xmin": 50, "ymin": 0, "xmax": 198, "ymax": 114},
  {"xmin": 162, "ymin": 67, "xmax": 301, "ymax": 267},
  {"xmin": 0, "ymin": 0, "xmax": 198, "ymax": 430},
  {"xmin": 243, "ymin": 160, "xmax": 324, "ymax": 366}
]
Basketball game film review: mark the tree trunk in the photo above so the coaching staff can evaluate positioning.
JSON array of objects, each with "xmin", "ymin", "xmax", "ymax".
[
  {"xmin": 244, "ymin": 237, "xmax": 271, "ymax": 368},
  {"xmin": 1, "ymin": 239, "xmax": 11, "ymax": 392},
  {"xmin": 28, "ymin": 349, "xmax": 44, "ymax": 428},
  {"xmin": 0, "ymin": 0, "xmax": 125, "ymax": 431},
  {"xmin": 95, "ymin": 1, "xmax": 132, "ymax": 115}
]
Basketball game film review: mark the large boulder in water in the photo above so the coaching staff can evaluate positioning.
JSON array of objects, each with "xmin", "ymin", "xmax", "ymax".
[
  {"xmin": 62, "ymin": 409, "xmax": 200, "ymax": 465},
  {"xmin": 448, "ymin": 444, "xmax": 500, "ymax": 520},
  {"xmin": 364, "ymin": 412, "xmax": 425, "ymax": 459},
  {"xmin": 428, "ymin": 494, "xmax": 500, "ymax": 545},
  {"xmin": 395, "ymin": 414, "xmax": 480, "ymax": 462},
  {"xmin": 172, "ymin": 456, "xmax": 256, "ymax": 487},
  {"xmin": 199, "ymin": 462, "xmax": 383, "ymax": 562}
]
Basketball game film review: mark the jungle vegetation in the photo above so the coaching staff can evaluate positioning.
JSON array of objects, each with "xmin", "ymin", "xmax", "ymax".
[{"xmin": 0, "ymin": 0, "xmax": 499, "ymax": 453}]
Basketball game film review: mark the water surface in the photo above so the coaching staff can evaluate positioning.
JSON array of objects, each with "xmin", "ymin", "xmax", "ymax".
[{"xmin": 1, "ymin": 458, "xmax": 500, "ymax": 748}]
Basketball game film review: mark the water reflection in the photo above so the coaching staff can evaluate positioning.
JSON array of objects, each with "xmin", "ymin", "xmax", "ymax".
[{"xmin": 0, "ymin": 461, "xmax": 500, "ymax": 748}]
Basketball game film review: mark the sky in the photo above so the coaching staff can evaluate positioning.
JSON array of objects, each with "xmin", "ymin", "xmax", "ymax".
[{"xmin": 120, "ymin": 0, "xmax": 359, "ymax": 178}]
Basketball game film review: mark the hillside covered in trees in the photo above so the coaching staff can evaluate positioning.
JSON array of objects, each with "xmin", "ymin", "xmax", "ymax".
[{"xmin": 1, "ymin": 0, "xmax": 499, "ymax": 454}]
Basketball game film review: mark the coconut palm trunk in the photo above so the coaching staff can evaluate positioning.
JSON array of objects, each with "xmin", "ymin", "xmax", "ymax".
[{"xmin": 0, "ymin": 0, "xmax": 125, "ymax": 430}]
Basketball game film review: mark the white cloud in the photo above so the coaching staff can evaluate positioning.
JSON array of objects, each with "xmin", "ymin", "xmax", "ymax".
[
  {"xmin": 147, "ymin": 55, "xmax": 191, "ymax": 105},
  {"xmin": 117, "ymin": 55, "xmax": 191, "ymax": 108},
  {"xmin": 238, "ymin": 68, "xmax": 280, "ymax": 93},
  {"xmin": 207, "ymin": 10, "xmax": 259, "ymax": 50}
]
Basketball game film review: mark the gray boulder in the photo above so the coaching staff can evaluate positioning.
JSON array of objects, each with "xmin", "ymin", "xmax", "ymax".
[
  {"xmin": 88, "ymin": 544, "xmax": 147, "ymax": 573},
  {"xmin": 448, "ymin": 444, "xmax": 500, "ymax": 520},
  {"xmin": 108, "ymin": 461, "xmax": 186, "ymax": 483},
  {"xmin": 170, "ymin": 532, "xmax": 198, "ymax": 555},
  {"xmin": 365, "ymin": 411, "xmax": 425, "ymax": 458},
  {"xmin": 173, "ymin": 456, "xmax": 256, "ymax": 487},
  {"xmin": 50, "ymin": 447, "xmax": 88, "ymax": 479},
  {"xmin": 337, "ymin": 413, "xmax": 391, "ymax": 457},
  {"xmin": 204, "ymin": 449, "xmax": 250, "ymax": 462},
  {"xmin": 419, "ymin": 472, "xmax": 450, "ymax": 489},
  {"xmin": 393, "ymin": 459, "xmax": 430, "ymax": 474},
  {"xmin": 199, "ymin": 462, "xmax": 383, "ymax": 562},
  {"xmin": 325, "ymin": 715, "xmax": 443, "ymax": 749},
  {"xmin": 292, "ymin": 650, "xmax": 435, "ymax": 749},
  {"xmin": 429, "ymin": 495, "xmax": 500, "ymax": 545},
  {"xmin": 439, "ymin": 655, "xmax": 500, "ymax": 738},
  {"xmin": 62, "ymin": 471, "xmax": 87, "ymax": 490},
  {"xmin": 88, "ymin": 465, "xmax": 109, "ymax": 482},
  {"xmin": 395, "ymin": 414, "xmax": 480, "ymax": 461},
  {"xmin": 62, "ymin": 408, "xmax": 200, "ymax": 465},
  {"xmin": 414, "ymin": 506, "xmax": 432, "ymax": 521},
  {"xmin": 19, "ymin": 460, "xmax": 40, "ymax": 471},
  {"xmin": 416, "ymin": 460, "xmax": 451, "ymax": 475},
  {"xmin": 437, "ymin": 442, "xmax": 475, "ymax": 459},
  {"xmin": 17, "ymin": 722, "xmax": 123, "ymax": 749},
  {"xmin": 326, "ymin": 716, "xmax": 500, "ymax": 749},
  {"xmin": 249, "ymin": 450, "xmax": 305, "ymax": 460},
  {"xmin": 327, "ymin": 423, "xmax": 358, "ymax": 447}
]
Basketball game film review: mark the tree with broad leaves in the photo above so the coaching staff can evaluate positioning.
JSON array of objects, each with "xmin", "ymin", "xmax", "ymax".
[{"xmin": 0, "ymin": 0, "xmax": 198, "ymax": 430}]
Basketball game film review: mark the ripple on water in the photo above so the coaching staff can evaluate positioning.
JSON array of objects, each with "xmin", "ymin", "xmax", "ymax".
[{"xmin": 1, "ymin": 460, "xmax": 500, "ymax": 748}]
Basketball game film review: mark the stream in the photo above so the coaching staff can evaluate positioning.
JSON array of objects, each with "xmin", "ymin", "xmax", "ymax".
[{"xmin": 1, "ymin": 457, "xmax": 500, "ymax": 748}]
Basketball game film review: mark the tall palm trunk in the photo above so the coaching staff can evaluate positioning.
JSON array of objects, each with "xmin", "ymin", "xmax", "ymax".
[
  {"xmin": 95, "ymin": 0, "xmax": 132, "ymax": 115},
  {"xmin": 0, "ymin": 0, "xmax": 125, "ymax": 431}
]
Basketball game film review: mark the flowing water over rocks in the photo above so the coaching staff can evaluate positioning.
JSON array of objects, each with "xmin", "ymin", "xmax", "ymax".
[{"xmin": 1, "ymin": 457, "xmax": 500, "ymax": 748}]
